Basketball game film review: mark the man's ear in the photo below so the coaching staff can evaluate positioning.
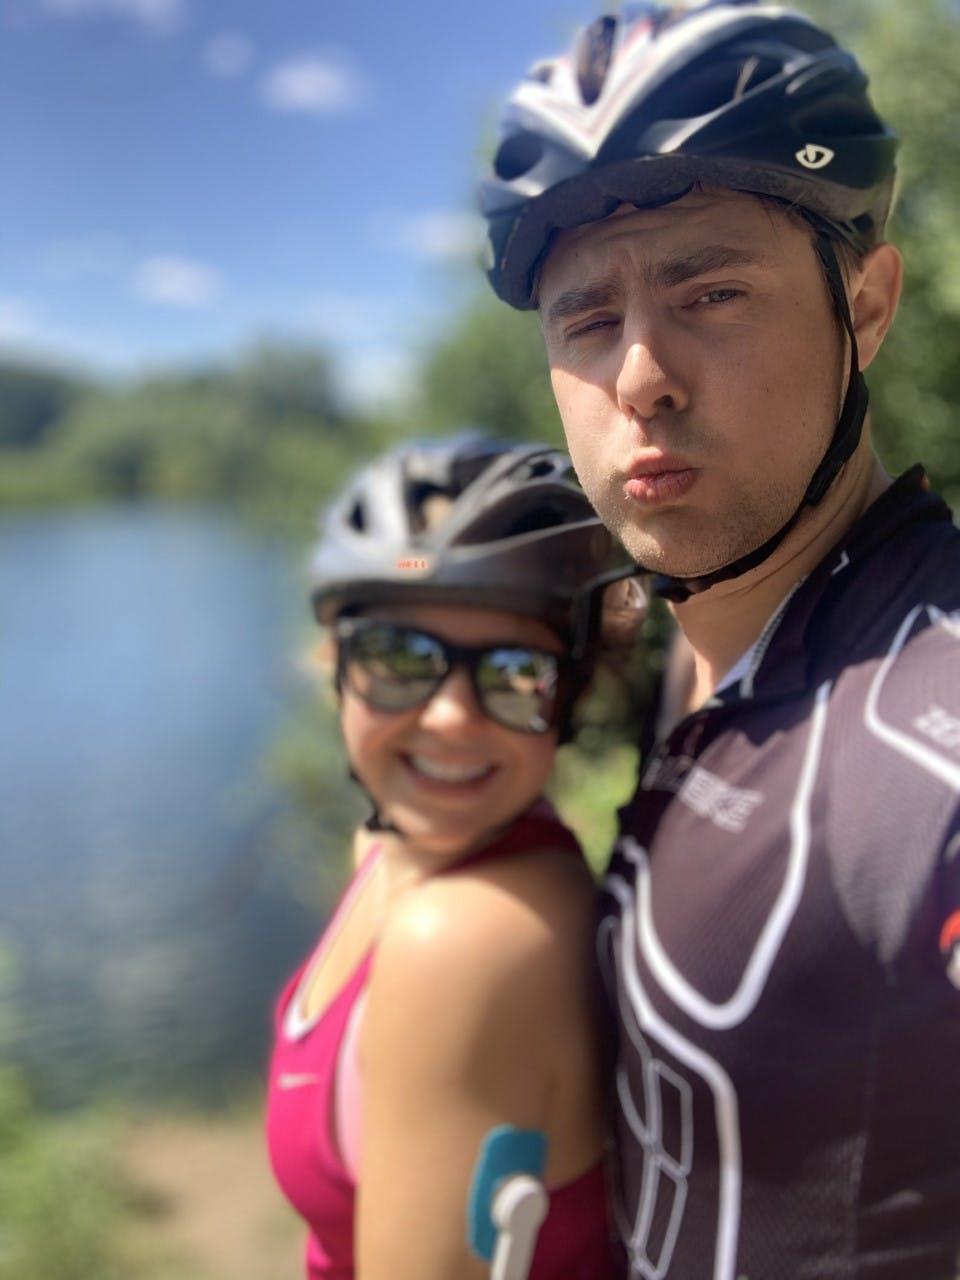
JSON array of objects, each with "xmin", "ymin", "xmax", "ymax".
[{"xmin": 850, "ymin": 242, "xmax": 903, "ymax": 372}]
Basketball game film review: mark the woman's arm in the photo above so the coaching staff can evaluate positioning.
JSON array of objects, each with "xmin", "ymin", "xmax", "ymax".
[{"xmin": 355, "ymin": 851, "xmax": 601, "ymax": 1280}]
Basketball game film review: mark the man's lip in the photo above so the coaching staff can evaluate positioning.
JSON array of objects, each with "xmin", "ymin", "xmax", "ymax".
[
  {"xmin": 624, "ymin": 454, "xmax": 694, "ymax": 478},
  {"xmin": 623, "ymin": 467, "xmax": 698, "ymax": 506}
]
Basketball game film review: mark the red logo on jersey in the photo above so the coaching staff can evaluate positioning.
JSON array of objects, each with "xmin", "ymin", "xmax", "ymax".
[{"xmin": 939, "ymin": 910, "xmax": 960, "ymax": 990}]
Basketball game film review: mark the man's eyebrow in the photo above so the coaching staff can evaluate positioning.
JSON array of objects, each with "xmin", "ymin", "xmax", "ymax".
[
  {"xmin": 544, "ymin": 278, "xmax": 620, "ymax": 329},
  {"xmin": 652, "ymin": 244, "xmax": 768, "ymax": 289},
  {"xmin": 544, "ymin": 245, "xmax": 767, "ymax": 327}
]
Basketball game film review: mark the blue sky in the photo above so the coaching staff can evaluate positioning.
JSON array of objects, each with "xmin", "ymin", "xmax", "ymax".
[{"xmin": 0, "ymin": 0, "xmax": 591, "ymax": 405}]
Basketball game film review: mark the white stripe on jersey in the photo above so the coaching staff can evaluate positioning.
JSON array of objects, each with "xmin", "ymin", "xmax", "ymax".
[{"xmin": 624, "ymin": 680, "xmax": 832, "ymax": 1029}]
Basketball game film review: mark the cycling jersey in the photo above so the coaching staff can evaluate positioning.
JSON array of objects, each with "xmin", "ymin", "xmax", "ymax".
[{"xmin": 600, "ymin": 467, "xmax": 960, "ymax": 1280}]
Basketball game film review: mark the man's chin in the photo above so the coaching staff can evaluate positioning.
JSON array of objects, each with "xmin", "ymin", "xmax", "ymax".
[{"xmin": 617, "ymin": 531, "xmax": 729, "ymax": 580}]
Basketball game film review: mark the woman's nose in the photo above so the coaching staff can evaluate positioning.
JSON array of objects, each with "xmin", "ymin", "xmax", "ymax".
[{"xmin": 417, "ymin": 664, "xmax": 485, "ymax": 732}]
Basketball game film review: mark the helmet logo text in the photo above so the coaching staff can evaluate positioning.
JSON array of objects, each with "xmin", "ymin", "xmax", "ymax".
[{"xmin": 796, "ymin": 144, "xmax": 835, "ymax": 171}]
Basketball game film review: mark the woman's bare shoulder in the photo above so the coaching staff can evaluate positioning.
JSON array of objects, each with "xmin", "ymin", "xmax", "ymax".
[{"xmin": 367, "ymin": 839, "xmax": 597, "ymax": 1048}]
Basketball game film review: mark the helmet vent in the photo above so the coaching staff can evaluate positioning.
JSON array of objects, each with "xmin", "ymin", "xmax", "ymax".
[
  {"xmin": 576, "ymin": 15, "xmax": 617, "ymax": 106},
  {"xmin": 494, "ymin": 130, "xmax": 545, "ymax": 181},
  {"xmin": 527, "ymin": 59, "xmax": 556, "ymax": 86},
  {"xmin": 651, "ymin": 52, "xmax": 781, "ymax": 119},
  {"xmin": 346, "ymin": 499, "xmax": 366, "ymax": 532},
  {"xmin": 507, "ymin": 504, "xmax": 567, "ymax": 537},
  {"xmin": 526, "ymin": 457, "xmax": 558, "ymax": 479},
  {"xmin": 409, "ymin": 484, "xmax": 452, "ymax": 533}
]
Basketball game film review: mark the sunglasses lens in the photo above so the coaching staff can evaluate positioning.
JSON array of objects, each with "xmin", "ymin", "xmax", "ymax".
[
  {"xmin": 476, "ymin": 648, "xmax": 560, "ymax": 732},
  {"xmin": 344, "ymin": 623, "xmax": 446, "ymax": 710}
]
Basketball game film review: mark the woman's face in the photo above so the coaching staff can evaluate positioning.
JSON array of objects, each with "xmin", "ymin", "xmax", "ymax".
[{"xmin": 339, "ymin": 603, "xmax": 564, "ymax": 860}]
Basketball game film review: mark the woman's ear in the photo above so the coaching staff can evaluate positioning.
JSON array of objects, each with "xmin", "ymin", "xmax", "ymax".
[{"xmin": 850, "ymin": 242, "xmax": 903, "ymax": 372}]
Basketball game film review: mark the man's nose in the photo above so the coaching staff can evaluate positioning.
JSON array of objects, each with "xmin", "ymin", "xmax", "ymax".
[{"xmin": 615, "ymin": 324, "xmax": 687, "ymax": 423}]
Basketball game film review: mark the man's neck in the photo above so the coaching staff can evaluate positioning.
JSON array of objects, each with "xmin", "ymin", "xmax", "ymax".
[{"xmin": 673, "ymin": 445, "xmax": 890, "ymax": 712}]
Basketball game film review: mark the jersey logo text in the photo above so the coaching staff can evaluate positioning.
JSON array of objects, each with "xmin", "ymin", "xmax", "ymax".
[
  {"xmin": 913, "ymin": 705, "xmax": 960, "ymax": 754},
  {"xmin": 644, "ymin": 754, "xmax": 764, "ymax": 832}
]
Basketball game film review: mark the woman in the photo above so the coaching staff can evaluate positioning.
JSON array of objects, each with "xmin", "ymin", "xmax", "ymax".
[{"xmin": 266, "ymin": 437, "xmax": 634, "ymax": 1279}]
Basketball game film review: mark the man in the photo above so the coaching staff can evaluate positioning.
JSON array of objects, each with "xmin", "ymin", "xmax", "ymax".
[{"xmin": 480, "ymin": 3, "xmax": 960, "ymax": 1277}]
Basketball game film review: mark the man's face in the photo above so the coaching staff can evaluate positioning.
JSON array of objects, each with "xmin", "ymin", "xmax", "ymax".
[{"xmin": 538, "ymin": 189, "xmax": 845, "ymax": 578}]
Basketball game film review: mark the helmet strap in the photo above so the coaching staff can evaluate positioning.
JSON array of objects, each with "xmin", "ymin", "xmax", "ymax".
[
  {"xmin": 346, "ymin": 765, "xmax": 406, "ymax": 838},
  {"xmin": 652, "ymin": 233, "xmax": 869, "ymax": 603}
]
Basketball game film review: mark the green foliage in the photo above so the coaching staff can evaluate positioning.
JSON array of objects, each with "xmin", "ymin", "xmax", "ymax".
[
  {"xmin": 5, "ymin": 341, "xmax": 398, "ymax": 533},
  {"xmin": 0, "ymin": 359, "xmax": 89, "ymax": 449},
  {"xmin": 0, "ymin": 449, "xmax": 96, "ymax": 505},
  {"xmin": 0, "ymin": 948, "xmax": 124, "ymax": 1280},
  {"xmin": 550, "ymin": 742, "xmax": 639, "ymax": 876},
  {"xmin": 0, "ymin": 1106, "xmax": 123, "ymax": 1280},
  {"xmin": 415, "ymin": 298, "xmax": 565, "ymax": 444},
  {"xmin": 261, "ymin": 673, "xmax": 368, "ymax": 905},
  {"xmin": 802, "ymin": 0, "xmax": 960, "ymax": 500},
  {"xmin": 227, "ymin": 341, "xmax": 343, "ymax": 426}
]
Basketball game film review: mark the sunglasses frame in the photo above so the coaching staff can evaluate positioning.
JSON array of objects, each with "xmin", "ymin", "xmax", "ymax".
[{"xmin": 333, "ymin": 616, "xmax": 570, "ymax": 735}]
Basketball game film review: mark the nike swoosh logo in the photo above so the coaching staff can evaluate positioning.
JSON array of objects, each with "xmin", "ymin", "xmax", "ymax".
[{"xmin": 277, "ymin": 1072, "xmax": 323, "ymax": 1090}]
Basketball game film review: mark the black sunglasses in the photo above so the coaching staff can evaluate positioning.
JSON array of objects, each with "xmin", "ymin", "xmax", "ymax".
[{"xmin": 334, "ymin": 618, "xmax": 568, "ymax": 734}]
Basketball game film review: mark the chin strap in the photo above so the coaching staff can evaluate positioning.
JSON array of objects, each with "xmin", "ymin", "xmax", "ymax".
[
  {"xmin": 347, "ymin": 765, "xmax": 405, "ymax": 837},
  {"xmin": 651, "ymin": 233, "xmax": 869, "ymax": 604}
]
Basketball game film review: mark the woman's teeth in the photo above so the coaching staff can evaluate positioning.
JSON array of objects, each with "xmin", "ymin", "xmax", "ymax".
[{"xmin": 409, "ymin": 755, "xmax": 492, "ymax": 783}]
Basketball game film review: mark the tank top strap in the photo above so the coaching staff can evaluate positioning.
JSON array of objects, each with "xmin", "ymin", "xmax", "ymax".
[{"xmin": 455, "ymin": 801, "xmax": 582, "ymax": 873}]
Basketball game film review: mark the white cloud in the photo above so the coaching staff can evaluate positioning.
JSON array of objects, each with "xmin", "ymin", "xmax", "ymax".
[
  {"xmin": 40, "ymin": 0, "xmax": 183, "ymax": 33},
  {"xmin": 41, "ymin": 232, "xmax": 124, "ymax": 280},
  {"xmin": 203, "ymin": 30, "xmax": 252, "ymax": 79},
  {"xmin": 303, "ymin": 292, "xmax": 401, "ymax": 345},
  {"xmin": 337, "ymin": 347, "xmax": 416, "ymax": 412},
  {"xmin": 133, "ymin": 256, "xmax": 222, "ymax": 308},
  {"xmin": 261, "ymin": 53, "xmax": 367, "ymax": 115},
  {"xmin": 0, "ymin": 296, "xmax": 41, "ymax": 342},
  {"xmin": 385, "ymin": 211, "xmax": 486, "ymax": 262}
]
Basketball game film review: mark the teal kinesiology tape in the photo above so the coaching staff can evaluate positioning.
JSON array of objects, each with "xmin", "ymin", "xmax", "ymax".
[{"xmin": 467, "ymin": 1125, "xmax": 548, "ymax": 1261}]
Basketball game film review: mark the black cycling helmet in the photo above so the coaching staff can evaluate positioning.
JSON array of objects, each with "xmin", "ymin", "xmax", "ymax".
[
  {"xmin": 481, "ymin": 0, "xmax": 897, "ymax": 310},
  {"xmin": 310, "ymin": 435, "xmax": 636, "ymax": 658},
  {"xmin": 479, "ymin": 1, "xmax": 898, "ymax": 602}
]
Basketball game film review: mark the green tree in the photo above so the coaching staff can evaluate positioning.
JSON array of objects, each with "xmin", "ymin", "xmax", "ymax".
[
  {"xmin": 0, "ymin": 358, "xmax": 89, "ymax": 449},
  {"xmin": 803, "ymin": 0, "xmax": 960, "ymax": 500},
  {"xmin": 415, "ymin": 298, "xmax": 565, "ymax": 444},
  {"xmin": 43, "ymin": 341, "xmax": 396, "ymax": 530},
  {"xmin": 228, "ymin": 340, "xmax": 345, "ymax": 429}
]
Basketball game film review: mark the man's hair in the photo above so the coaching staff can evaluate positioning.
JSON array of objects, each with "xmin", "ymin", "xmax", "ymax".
[{"xmin": 751, "ymin": 191, "xmax": 867, "ymax": 281}]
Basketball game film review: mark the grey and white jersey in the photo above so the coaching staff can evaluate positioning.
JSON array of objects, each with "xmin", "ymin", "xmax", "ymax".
[{"xmin": 601, "ymin": 468, "xmax": 960, "ymax": 1280}]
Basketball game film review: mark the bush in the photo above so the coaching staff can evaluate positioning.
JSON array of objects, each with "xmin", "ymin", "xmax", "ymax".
[{"xmin": 0, "ymin": 1097, "xmax": 123, "ymax": 1280}]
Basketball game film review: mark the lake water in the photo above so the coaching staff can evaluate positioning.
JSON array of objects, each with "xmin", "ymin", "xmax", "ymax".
[{"xmin": 0, "ymin": 504, "xmax": 338, "ymax": 1107}]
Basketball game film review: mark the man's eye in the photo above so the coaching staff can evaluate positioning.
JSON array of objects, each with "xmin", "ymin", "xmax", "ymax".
[
  {"xmin": 567, "ymin": 316, "xmax": 618, "ymax": 339},
  {"xmin": 692, "ymin": 288, "xmax": 742, "ymax": 307}
]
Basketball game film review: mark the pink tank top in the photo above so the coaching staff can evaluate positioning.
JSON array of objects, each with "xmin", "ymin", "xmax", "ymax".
[{"xmin": 265, "ymin": 807, "xmax": 622, "ymax": 1279}]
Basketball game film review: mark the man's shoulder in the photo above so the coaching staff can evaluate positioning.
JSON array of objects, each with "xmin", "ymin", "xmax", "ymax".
[
  {"xmin": 814, "ymin": 598, "xmax": 960, "ymax": 965},
  {"xmin": 858, "ymin": 601, "xmax": 960, "ymax": 772},
  {"xmin": 811, "ymin": 477, "xmax": 960, "ymax": 717}
]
